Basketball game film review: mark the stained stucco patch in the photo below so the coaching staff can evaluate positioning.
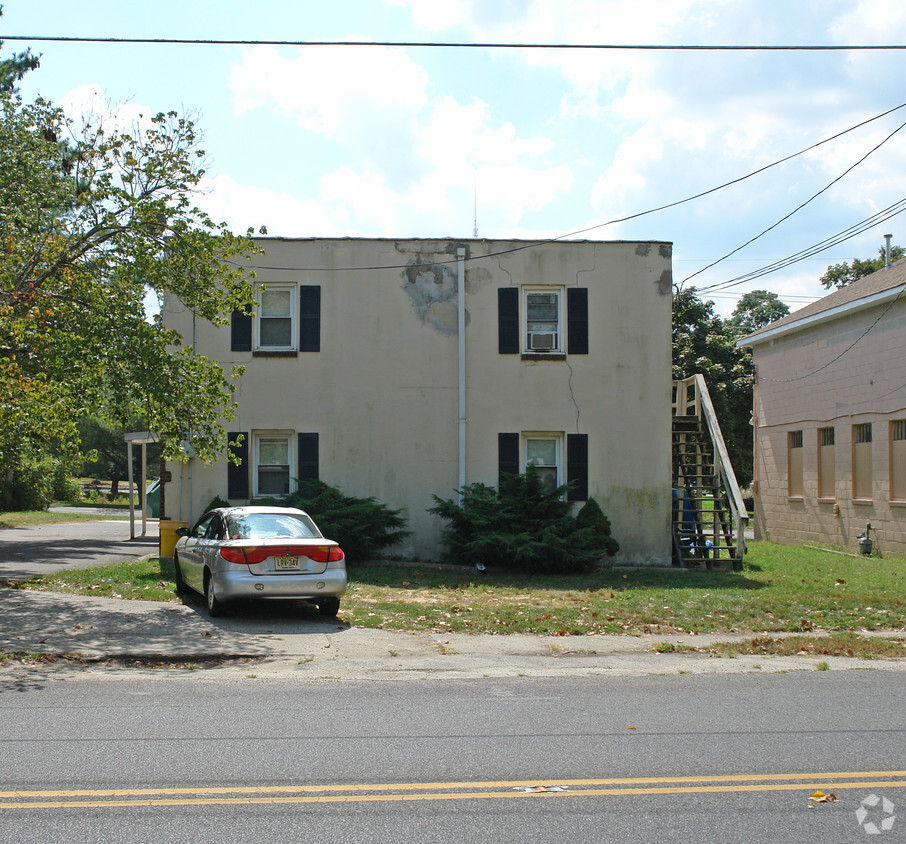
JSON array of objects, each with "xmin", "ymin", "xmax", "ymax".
[
  {"xmin": 657, "ymin": 269, "xmax": 672, "ymax": 295},
  {"xmin": 402, "ymin": 257, "xmax": 459, "ymax": 335}
]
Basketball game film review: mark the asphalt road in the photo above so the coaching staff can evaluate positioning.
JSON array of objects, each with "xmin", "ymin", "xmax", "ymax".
[{"xmin": 0, "ymin": 671, "xmax": 903, "ymax": 843}]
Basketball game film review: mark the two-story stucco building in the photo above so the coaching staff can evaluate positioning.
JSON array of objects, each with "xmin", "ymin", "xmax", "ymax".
[
  {"xmin": 740, "ymin": 258, "xmax": 906, "ymax": 556},
  {"xmin": 163, "ymin": 237, "xmax": 674, "ymax": 564}
]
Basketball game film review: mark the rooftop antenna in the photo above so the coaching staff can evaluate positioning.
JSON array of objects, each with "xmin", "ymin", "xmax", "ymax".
[{"xmin": 472, "ymin": 181, "xmax": 479, "ymax": 239}]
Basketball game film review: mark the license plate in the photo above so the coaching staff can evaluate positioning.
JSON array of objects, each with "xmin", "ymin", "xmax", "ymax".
[{"xmin": 275, "ymin": 556, "xmax": 300, "ymax": 570}]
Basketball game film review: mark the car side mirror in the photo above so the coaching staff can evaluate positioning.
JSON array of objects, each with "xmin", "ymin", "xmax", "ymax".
[{"xmin": 175, "ymin": 527, "xmax": 191, "ymax": 537}]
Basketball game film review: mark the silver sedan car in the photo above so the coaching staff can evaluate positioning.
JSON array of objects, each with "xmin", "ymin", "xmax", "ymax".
[{"xmin": 173, "ymin": 506, "xmax": 347, "ymax": 617}]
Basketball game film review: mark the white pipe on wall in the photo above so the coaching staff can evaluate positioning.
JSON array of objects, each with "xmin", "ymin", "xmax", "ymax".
[{"xmin": 456, "ymin": 247, "xmax": 466, "ymax": 503}]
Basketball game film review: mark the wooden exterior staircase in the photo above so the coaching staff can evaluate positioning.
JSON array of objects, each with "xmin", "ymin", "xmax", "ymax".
[{"xmin": 672, "ymin": 375, "xmax": 748, "ymax": 571}]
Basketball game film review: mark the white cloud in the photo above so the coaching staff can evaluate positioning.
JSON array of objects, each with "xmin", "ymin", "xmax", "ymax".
[
  {"xmin": 224, "ymin": 42, "xmax": 574, "ymax": 236},
  {"xmin": 197, "ymin": 173, "xmax": 343, "ymax": 237},
  {"xmin": 59, "ymin": 84, "xmax": 152, "ymax": 134}
]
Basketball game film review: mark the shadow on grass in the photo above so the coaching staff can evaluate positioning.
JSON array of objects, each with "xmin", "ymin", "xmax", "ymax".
[{"xmin": 348, "ymin": 562, "xmax": 765, "ymax": 592}]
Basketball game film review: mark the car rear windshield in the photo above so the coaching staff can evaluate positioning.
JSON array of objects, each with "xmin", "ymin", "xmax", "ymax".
[{"xmin": 225, "ymin": 513, "xmax": 322, "ymax": 540}]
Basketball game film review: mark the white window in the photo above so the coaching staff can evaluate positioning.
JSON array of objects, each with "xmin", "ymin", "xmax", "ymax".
[
  {"xmin": 524, "ymin": 434, "xmax": 562, "ymax": 492},
  {"xmin": 257, "ymin": 285, "xmax": 295, "ymax": 350},
  {"xmin": 523, "ymin": 288, "xmax": 562, "ymax": 353},
  {"xmin": 254, "ymin": 433, "xmax": 292, "ymax": 496}
]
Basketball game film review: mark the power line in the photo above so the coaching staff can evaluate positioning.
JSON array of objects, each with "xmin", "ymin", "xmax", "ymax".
[
  {"xmin": 4, "ymin": 36, "xmax": 906, "ymax": 50},
  {"xmin": 698, "ymin": 199, "xmax": 906, "ymax": 294},
  {"xmin": 680, "ymin": 117, "xmax": 906, "ymax": 288}
]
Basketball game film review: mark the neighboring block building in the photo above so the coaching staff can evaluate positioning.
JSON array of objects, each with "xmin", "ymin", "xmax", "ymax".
[
  {"xmin": 163, "ymin": 237, "xmax": 674, "ymax": 564},
  {"xmin": 740, "ymin": 258, "xmax": 906, "ymax": 555}
]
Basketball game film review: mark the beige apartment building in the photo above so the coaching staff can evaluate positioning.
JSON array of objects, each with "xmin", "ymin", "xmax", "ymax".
[
  {"xmin": 740, "ymin": 258, "xmax": 906, "ymax": 556},
  {"xmin": 163, "ymin": 237, "xmax": 674, "ymax": 564}
]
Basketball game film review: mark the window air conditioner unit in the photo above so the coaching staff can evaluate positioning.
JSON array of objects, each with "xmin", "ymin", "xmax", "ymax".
[{"xmin": 529, "ymin": 332, "xmax": 556, "ymax": 351}]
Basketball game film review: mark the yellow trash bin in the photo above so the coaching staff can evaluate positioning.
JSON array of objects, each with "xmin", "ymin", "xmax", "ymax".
[{"xmin": 159, "ymin": 520, "xmax": 189, "ymax": 557}]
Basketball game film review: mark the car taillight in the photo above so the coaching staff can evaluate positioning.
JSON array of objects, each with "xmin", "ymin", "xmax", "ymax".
[
  {"xmin": 220, "ymin": 546, "xmax": 344, "ymax": 564},
  {"xmin": 219, "ymin": 547, "xmax": 271, "ymax": 565},
  {"xmin": 285, "ymin": 545, "xmax": 345, "ymax": 563}
]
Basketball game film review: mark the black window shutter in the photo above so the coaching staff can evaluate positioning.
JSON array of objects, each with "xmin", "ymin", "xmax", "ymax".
[
  {"xmin": 567, "ymin": 433, "xmax": 589, "ymax": 501},
  {"xmin": 297, "ymin": 433, "xmax": 319, "ymax": 483},
  {"xmin": 498, "ymin": 288, "xmax": 519, "ymax": 354},
  {"xmin": 567, "ymin": 288, "xmax": 588, "ymax": 355},
  {"xmin": 299, "ymin": 285, "xmax": 321, "ymax": 352},
  {"xmin": 498, "ymin": 432, "xmax": 520, "ymax": 487},
  {"xmin": 227, "ymin": 433, "xmax": 249, "ymax": 499},
  {"xmin": 231, "ymin": 308, "xmax": 252, "ymax": 352}
]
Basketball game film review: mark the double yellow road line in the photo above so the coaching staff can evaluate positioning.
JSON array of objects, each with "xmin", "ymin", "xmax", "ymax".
[{"xmin": 2, "ymin": 771, "xmax": 905, "ymax": 810}]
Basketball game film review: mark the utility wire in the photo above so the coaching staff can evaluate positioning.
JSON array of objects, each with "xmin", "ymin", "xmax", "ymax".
[
  {"xmin": 679, "ymin": 117, "xmax": 906, "ymax": 288},
  {"xmin": 227, "ymin": 101, "xmax": 906, "ymax": 275},
  {"xmin": 3, "ymin": 36, "xmax": 906, "ymax": 50},
  {"xmin": 697, "ymin": 198, "xmax": 906, "ymax": 293}
]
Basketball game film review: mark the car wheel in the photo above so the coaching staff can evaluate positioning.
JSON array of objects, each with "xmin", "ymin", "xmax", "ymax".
[
  {"xmin": 205, "ymin": 573, "xmax": 225, "ymax": 617},
  {"xmin": 173, "ymin": 553, "xmax": 189, "ymax": 597},
  {"xmin": 317, "ymin": 597, "xmax": 340, "ymax": 617}
]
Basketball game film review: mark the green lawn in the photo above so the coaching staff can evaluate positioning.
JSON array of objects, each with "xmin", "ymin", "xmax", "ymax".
[
  {"xmin": 15, "ymin": 541, "xmax": 906, "ymax": 639},
  {"xmin": 0, "ymin": 510, "xmax": 128, "ymax": 529}
]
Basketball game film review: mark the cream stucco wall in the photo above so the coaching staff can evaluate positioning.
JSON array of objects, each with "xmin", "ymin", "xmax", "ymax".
[
  {"xmin": 750, "ymin": 300, "xmax": 906, "ymax": 555},
  {"xmin": 164, "ymin": 238, "xmax": 673, "ymax": 564}
]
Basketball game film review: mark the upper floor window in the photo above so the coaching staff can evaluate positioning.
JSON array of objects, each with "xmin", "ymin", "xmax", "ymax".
[
  {"xmin": 524, "ymin": 289, "xmax": 562, "ymax": 353},
  {"xmin": 258, "ymin": 286, "xmax": 295, "ymax": 351},
  {"xmin": 231, "ymin": 284, "xmax": 321, "ymax": 354},
  {"xmin": 498, "ymin": 287, "xmax": 588, "ymax": 356}
]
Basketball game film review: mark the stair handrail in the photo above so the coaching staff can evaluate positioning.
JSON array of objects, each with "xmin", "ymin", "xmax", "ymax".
[
  {"xmin": 691, "ymin": 374, "xmax": 749, "ymax": 557},
  {"xmin": 672, "ymin": 375, "xmax": 700, "ymax": 417}
]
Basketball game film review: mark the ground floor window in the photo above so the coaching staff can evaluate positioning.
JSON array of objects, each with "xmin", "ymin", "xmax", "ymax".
[
  {"xmin": 853, "ymin": 423, "xmax": 872, "ymax": 500},
  {"xmin": 818, "ymin": 427, "xmax": 835, "ymax": 499},
  {"xmin": 524, "ymin": 434, "xmax": 562, "ymax": 492},
  {"xmin": 255, "ymin": 433, "xmax": 292, "ymax": 496},
  {"xmin": 788, "ymin": 430, "xmax": 803, "ymax": 498},
  {"xmin": 891, "ymin": 420, "xmax": 906, "ymax": 501}
]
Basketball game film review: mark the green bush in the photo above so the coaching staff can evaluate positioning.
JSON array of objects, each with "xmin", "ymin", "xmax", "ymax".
[
  {"xmin": 0, "ymin": 453, "xmax": 55, "ymax": 510},
  {"xmin": 52, "ymin": 471, "xmax": 83, "ymax": 503},
  {"xmin": 201, "ymin": 495, "xmax": 230, "ymax": 514},
  {"xmin": 255, "ymin": 479, "xmax": 410, "ymax": 565},
  {"xmin": 429, "ymin": 466, "xmax": 619, "ymax": 574}
]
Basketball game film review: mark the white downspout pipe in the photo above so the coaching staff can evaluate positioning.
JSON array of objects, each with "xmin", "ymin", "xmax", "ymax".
[{"xmin": 456, "ymin": 248, "xmax": 467, "ymax": 503}]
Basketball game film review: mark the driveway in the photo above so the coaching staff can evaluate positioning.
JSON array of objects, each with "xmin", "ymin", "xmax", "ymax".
[{"xmin": 0, "ymin": 519, "xmax": 159, "ymax": 582}]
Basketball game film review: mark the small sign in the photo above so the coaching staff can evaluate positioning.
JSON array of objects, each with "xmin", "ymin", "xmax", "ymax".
[{"xmin": 159, "ymin": 471, "xmax": 172, "ymax": 483}]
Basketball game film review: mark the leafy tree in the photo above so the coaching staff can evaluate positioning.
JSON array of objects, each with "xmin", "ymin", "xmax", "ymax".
[
  {"xmin": 0, "ymin": 90, "xmax": 262, "ymax": 509},
  {"xmin": 78, "ymin": 417, "xmax": 161, "ymax": 498},
  {"xmin": 429, "ymin": 466, "xmax": 619, "ymax": 574},
  {"xmin": 257, "ymin": 479, "xmax": 410, "ymax": 564},
  {"xmin": 820, "ymin": 244, "xmax": 904, "ymax": 290},
  {"xmin": 0, "ymin": 7, "xmax": 40, "ymax": 93},
  {"xmin": 672, "ymin": 287, "xmax": 753, "ymax": 487},
  {"xmin": 725, "ymin": 290, "xmax": 790, "ymax": 337}
]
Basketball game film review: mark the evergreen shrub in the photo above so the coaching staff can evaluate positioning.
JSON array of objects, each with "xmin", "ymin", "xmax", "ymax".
[
  {"xmin": 255, "ymin": 479, "xmax": 410, "ymax": 565},
  {"xmin": 429, "ymin": 466, "xmax": 619, "ymax": 574}
]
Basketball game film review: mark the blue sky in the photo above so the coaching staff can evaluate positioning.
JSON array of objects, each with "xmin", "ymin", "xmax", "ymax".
[{"xmin": 4, "ymin": 0, "xmax": 906, "ymax": 315}]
